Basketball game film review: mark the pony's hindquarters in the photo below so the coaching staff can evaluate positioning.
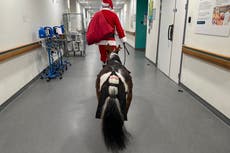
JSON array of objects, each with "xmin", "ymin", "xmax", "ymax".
[{"xmin": 102, "ymin": 97, "xmax": 130, "ymax": 152}]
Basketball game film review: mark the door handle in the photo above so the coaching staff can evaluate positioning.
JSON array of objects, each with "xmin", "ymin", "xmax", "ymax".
[
  {"xmin": 168, "ymin": 24, "xmax": 174, "ymax": 41},
  {"xmin": 170, "ymin": 24, "xmax": 174, "ymax": 41},
  {"xmin": 168, "ymin": 25, "xmax": 171, "ymax": 40}
]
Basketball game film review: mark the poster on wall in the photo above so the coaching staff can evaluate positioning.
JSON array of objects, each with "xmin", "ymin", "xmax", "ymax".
[
  {"xmin": 148, "ymin": 0, "xmax": 156, "ymax": 33},
  {"xmin": 130, "ymin": 14, "xmax": 136, "ymax": 29},
  {"xmin": 195, "ymin": 0, "xmax": 230, "ymax": 37}
]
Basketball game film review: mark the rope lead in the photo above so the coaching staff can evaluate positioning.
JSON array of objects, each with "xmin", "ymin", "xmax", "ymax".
[{"xmin": 123, "ymin": 43, "xmax": 130, "ymax": 66}]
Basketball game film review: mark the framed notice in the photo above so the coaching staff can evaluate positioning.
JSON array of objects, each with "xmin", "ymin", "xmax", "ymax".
[
  {"xmin": 195, "ymin": 0, "xmax": 230, "ymax": 37},
  {"xmin": 148, "ymin": 0, "xmax": 155, "ymax": 33}
]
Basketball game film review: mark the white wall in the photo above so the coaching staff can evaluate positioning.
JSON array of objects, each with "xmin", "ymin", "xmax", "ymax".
[
  {"xmin": 123, "ymin": 0, "xmax": 136, "ymax": 48},
  {"xmin": 184, "ymin": 1, "xmax": 230, "ymax": 56},
  {"xmin": 145, "ymin": 0, "xmax": 160, "ymax": 63},
  {"xmin": 181, "ymin": 55, "xmax": 230, "ymax": 118},
  {"xmin": 181, "ymin": 0, "xmax": 230, "ymax": 118},
  {"xmin": 0, "ymin": 0, "xmax": 67, "ymax": 105},
  {"xmin": 120, "ymin": 4, "xmax": 126, "ymax": 28}
]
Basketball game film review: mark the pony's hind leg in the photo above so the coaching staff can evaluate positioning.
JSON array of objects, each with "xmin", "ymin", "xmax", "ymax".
[{"xmin": 96, "ymin": 76, "xmax": 100, "ymax": 102}]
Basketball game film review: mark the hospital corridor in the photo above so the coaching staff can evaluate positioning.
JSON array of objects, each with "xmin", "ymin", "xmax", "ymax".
[{"xmin": 0, "ymin": 0, "xmax": 230, "ymax": 153}]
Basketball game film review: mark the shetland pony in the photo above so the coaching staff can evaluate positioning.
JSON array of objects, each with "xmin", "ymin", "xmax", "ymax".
[{"xmin": 95, "ymin": 45, "xmax": 133, "ymax": 152}]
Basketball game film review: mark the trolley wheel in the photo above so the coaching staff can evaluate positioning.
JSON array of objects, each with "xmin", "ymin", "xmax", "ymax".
[
  {"xmin": 46, "ymin": 78, "xmax": 50, "ymax": 82},
  {"xmin": 65, "ymin": 66, "xmax": 68, "ymax": 70},
  {"xmin": 59, "ymin": 76, "xmax": 63, "ymax": 80}
]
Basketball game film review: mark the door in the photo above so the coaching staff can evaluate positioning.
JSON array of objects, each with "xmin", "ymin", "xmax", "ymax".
[
  {"xmin": 157, "ymin": 0, "xmax": 188, "ymax": 82},
  {"xmin": 135, "ymin": 0, "xmax": 148, "ymax": 49},
  {"xmin": 157, "ymin": 0, "xmax": 176, "ymax": 76}
]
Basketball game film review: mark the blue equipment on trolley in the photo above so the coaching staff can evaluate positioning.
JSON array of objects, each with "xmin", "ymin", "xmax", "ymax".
[
  {"xmin": 53, "ymin": 25, "xmax": 65, "ymax": 35},
  {"xmin": 39, "ymin": 25, "xmax": 71, "ymax": 81}
]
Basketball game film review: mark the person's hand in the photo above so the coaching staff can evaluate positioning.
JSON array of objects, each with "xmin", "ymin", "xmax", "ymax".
[{"xmin": 121, "ymin": 37, "xmax": 127, "ymax": 44}]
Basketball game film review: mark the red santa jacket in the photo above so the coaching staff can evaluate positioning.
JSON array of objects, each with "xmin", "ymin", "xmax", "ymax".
[{"xmin": 97, "ymin": 8, "xmax": 127, "ymax": 46}]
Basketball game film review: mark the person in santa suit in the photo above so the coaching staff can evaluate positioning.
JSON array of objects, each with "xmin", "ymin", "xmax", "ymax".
[{"xmin": 96, "ymin": 0, "xmax": 127, "ymax": 66}]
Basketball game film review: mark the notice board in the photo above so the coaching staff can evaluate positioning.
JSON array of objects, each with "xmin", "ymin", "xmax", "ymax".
[{"xmin": 195, "ymin": 0, "xmax": 230, "ymax": 37}]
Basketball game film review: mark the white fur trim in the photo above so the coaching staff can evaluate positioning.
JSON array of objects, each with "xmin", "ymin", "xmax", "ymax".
[
  {"xmin": 121, "ymin": 37, "xmax": 127, "ymax": 43},
  {"xmin": 101, "ymin": 7, "xmax": 114, "ymax": 11},
  {"xmin": 108, "ymin": 86, "xmax": 118, "ymax": 96},
  {"xmin": 100, "ymin": 72, "xmax": 112, "ymax": 91},
  {"xmin": 97, "ymin": 40, "xmax": 116, "ymax": 46},
  {"xmin": 102, "ymin": 2, "xmax": 110, "ymax": 6}
]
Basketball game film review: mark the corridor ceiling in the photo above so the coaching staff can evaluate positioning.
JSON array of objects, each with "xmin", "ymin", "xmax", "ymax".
[{"xmin": 78, "ymin": 0, "xmax": 128, "ymax": 13}]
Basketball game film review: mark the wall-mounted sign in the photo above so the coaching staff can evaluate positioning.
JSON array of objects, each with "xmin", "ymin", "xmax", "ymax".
[
  {"xmin": 131, "ymin": 14, "xmax": 136, "ymax": 29},
  {"xmin": 195, "ymin": 0, "xmax": 230, "ymax": 37}
]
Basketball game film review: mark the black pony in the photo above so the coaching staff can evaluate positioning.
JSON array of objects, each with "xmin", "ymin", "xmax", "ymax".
[{"xmin": 95, "ymin": 45, "xmax": 133, "ymax": 152}]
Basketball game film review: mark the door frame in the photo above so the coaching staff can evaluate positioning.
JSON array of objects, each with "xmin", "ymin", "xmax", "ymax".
[
  {"xmin": 178, "ymin": 0, "xmax": 190, "ymax": 83},
  {"xmin": 155, "ymin": 0, "xmax": 162, "ymax": 66}
]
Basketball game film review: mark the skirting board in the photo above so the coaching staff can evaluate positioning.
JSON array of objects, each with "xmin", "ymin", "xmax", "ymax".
[{"xmin": 180, "ymin": 83, "xmax": 230, "ymax": 126}]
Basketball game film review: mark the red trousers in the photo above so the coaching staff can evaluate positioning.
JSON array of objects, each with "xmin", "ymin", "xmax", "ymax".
[{"xmin": 98, "ymin": 45, "xmax": 116, "ymax": 63}]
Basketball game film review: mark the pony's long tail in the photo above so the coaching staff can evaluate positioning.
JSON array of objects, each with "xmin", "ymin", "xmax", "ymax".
[{"xmin": 102, "ymin": 97, "xmax": 129, "ymax": 152}]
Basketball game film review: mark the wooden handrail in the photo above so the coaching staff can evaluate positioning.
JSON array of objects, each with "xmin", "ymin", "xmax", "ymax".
[
  {"xmin": 182, "ymin": 45, "xmax": 230, "ymax": 70},
  {"xmin": 126, "ymin": 31, "xmax": 136, "ymax": 36},
  {"xmin": 0, "ymin": 42, "xmax": 41, "ymax": 63}
]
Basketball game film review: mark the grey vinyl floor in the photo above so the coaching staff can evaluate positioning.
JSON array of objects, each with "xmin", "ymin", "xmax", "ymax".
[{"xmin": 0, "ymin": 44, "xmax": 230, "ymax": 153}]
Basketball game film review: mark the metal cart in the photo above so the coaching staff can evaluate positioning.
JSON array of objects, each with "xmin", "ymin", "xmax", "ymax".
[
  {"xmin": 39, "ymin": 26, "xmax": 71, "ymax": 81},
  {"xmin": 63, "ymin": 13, "xmax": 86, "ymax": 56}
]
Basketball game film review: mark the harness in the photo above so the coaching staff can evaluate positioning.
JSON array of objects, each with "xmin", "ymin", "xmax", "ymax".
[
  {"xmin": 96, "ymin": 52, "xmax": 130, "ymax": 120},
  {"xmin": 96, "ymin": 70, "xmax": 128, "ymax": 120}
]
